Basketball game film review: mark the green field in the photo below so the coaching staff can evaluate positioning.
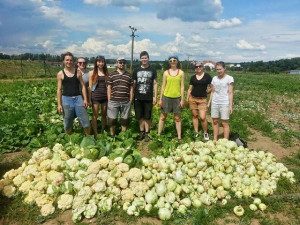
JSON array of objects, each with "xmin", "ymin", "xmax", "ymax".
[{"xmin": 0, "ymin": 71, "xmax": 299, "ymax": 225}]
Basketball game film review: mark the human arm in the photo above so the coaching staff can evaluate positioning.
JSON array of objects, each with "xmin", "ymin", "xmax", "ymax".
[
  {"xmin": 159, "ymin": 71, "xmax": 167, "ymax": 107},
  {"xmin": 228, "ymin": 83, "xmax": 234, "ymax": 114},
  {"xmin": 88, "ymin": 71, "xmax": 93, "ymax": 106},
  {"xmin": 207, "ymin": 84, "xmax": 213, "ymax": 94},
  {"xmin": 130, "ymin": 82, "xmax": 134, "ymax": 104},
  {"xmin": 57, "ymin": 71, "xmax": 63, "ymax": 113},
  {"xmin": 153, "ymin": 78, "xmax": 158, "ymax": 105},
  {"xmin": 207, "ymin": 84, "xmax": 214, "ymax": 109},
  {"xmin": 107, "ymin": 85, "xmax": 111, "ymax": 101},
  {"xmin": 77, "ymin": 71, "xmax": 88, "ymax": 108},
  {"xmin": 180, "ymin": 71, "xmax": 185, "ymax": 108}
]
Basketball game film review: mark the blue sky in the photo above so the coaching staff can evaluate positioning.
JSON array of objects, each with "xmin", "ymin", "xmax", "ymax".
[{"xmin": 0, "ymin": 0, "xmax": 299, "ymax": 62}]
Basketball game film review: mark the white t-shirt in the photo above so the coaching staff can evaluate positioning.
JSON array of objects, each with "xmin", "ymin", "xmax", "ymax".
[{"xmin": 211, "ymin": 74, "xmax": 234, "ymax": 105}]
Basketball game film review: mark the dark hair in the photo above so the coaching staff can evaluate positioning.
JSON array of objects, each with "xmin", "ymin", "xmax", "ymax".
[
  {"xmin": 140, "ymin": 51, "xmax": 149, "ymax": 59},
  {"xmin": 167, "ymin": 56, "xmax": 181, "ymax": 69},
  {"xmin": 168, "ymin": 55, "xmax": 179, "ymax": 61},
  {"xmin": 61, "ymin": 52, "xmax": 74, "ymax": 61},
  {"xmin": 216, "ymin": 61, "xmax": 226, "ymax": 68},
  {"xmin": 92, "ymin": 57, "xmax": 109, "ymax": 84}
]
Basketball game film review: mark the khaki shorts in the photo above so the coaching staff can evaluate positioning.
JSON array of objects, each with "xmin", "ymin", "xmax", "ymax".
[{"xmin": 189, "ymin": 96, "xmax": 207, "ymax": 111}]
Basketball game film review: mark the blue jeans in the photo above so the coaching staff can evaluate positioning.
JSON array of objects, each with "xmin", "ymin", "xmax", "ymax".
[{"xmin": 62, "ymin": 95, "xmax": 90, "ymax": 130}]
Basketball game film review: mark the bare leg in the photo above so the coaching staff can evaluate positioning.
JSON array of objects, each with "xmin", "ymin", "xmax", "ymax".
[
  {"xmin": 192, "ymin": 109, "xmax": 199, "ymax": 132},
  {"xmin": 174, "ymin": 113, "xmax": 181, "ymax": 140},
  {"xmin": 222, "ymin": 120, "xmax": 230, "ymax": 139},
  {"xmin": 199, "ymin": 110, "xmax": 208, "ymax": 133},
  {"xmin": 212, "ymin": 118, "xmax": 219, "ymax": 141},
  {"xmin": 144, "ymin": 119, "xmax": 151, "ymax": 133},
  {"xmin": 92, "ymin": 103, "xmax": 100, "ymax": 138},
  {"xmin": 158, "ymin": 113, "xmax": 167, "ymax": 135},
  {"xmin": 100, "ymin": 103, "xmax": 107, "ymax": 133}
]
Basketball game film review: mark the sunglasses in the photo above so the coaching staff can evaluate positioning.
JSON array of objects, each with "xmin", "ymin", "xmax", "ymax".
[
  {"xmin": 118, "ymin": 61, "xmax": 126, "ymax": 65},
  {"xmin": 195, "ymin": 66, "xmax": 203, "ymax": 68},
  {"xmin": 78, "ymin": 62, "xmax": 86, "ymax": 65},
  {"xmin": 169, "ymin": 59, "xmax": 178, "ymax": 63}
]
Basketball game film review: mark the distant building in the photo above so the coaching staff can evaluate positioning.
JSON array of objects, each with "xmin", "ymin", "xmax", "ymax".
[
  {"xmin": 203, "ymin": 60, "xmax": 216, "ymax": 70},
  {"xmin": 289, "ymin": 70, "xmax": 300, "ymax": 75}
]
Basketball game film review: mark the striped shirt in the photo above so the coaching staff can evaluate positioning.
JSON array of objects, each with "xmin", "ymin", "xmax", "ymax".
[{"xmin": 108, "ymin": 70, "xmax": 133, "ymax": 102}]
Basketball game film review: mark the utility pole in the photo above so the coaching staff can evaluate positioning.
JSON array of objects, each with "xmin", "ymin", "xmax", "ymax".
[{"xmin": 129, "ymin": 26, "xmax": 137, "ymax": 73}]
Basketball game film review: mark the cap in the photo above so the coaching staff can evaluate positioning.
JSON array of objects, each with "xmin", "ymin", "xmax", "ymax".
[
  {"xmin": 96, "ymin": 55, "xmax": 105, "ymax": 59},
  {"xmin": 117, "ymin": 56, "xmax": 126, "ymax": 62},
  {"xmin": 168, "ymin": 55, "xmax": 179, "ymax": 60}
]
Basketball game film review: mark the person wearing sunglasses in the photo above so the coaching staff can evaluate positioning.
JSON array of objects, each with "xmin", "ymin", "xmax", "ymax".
[
  {"xmin": 107, "ymin": 57, "xmax": 134, "ymax": 136},
  {"xmin": 158, "ymin": 55, "xmax": 185, "ymax": 141},
  {"xmin": 207, "ymin": 61, "xmax": 234, "ymax": 141},
  {"xmin": 186, "ymin": 62, "xmax": 212, "ymax": 140},
  {"xmin": 133, "ymin": 51, "xmax": 158, "ymax": 142},
  {"xmin": 88, "ymin": 55, "xmax": 109, "ymax": 138},
  {"xmin": 76, "ymin": 57, "xmax": 89, "ymax": 99},
  {"xmin": 56, "ymin": 52, "xmax": 90, "ymax": 136}
]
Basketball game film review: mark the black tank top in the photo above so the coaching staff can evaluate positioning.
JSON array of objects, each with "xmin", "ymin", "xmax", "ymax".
[{"xmin": 62, "ymin": 70, "xmax": 81, "ymax": 96}]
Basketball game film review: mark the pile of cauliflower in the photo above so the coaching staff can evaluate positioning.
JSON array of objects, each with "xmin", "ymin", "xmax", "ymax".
[{"xmin": 0, "ymin": 139, "xmax": 296, "ymax": 221}]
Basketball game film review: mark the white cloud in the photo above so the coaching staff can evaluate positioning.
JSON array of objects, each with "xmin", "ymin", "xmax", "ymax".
[
  {"xmin": 83, "ymin": 0, "xmax": 112, "ymax": 6},
  {"xmin": 236, "ymin": 40, "xmax": 266, "ymax": 50},
  {"xmin": 208, "ymin": 17, "xmax": 242, "ymax": 29},
  {"xmin": 123, "ymin": 6, "xmax": 140, "ymax": 11}
]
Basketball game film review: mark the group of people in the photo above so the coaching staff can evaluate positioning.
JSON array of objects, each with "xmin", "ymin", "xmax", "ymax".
[{"xmin": 57, "ymin": 51, "xmax": 234, "ymax": 142}]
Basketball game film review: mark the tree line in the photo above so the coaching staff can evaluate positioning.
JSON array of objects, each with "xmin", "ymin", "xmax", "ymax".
[{"xmin": 1, "ymin": 52, "xmax": 299, "ymax": 73}]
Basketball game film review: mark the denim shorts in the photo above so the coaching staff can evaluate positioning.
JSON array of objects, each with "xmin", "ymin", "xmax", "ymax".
[
  {"xmin": 62, "ymin": 95, "xmax": 90, "ymax": 130},
  {"xmin": 211, "ymin": 104, "xmax": 230, "ymax": 120},
  {"xmin": 107, "ymin": 100, "xmax": 131, "ymax": 120}
]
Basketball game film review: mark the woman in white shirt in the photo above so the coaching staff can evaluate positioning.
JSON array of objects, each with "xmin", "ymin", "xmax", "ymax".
[{"xmin": 208, "ymin": 61, "xmax": 234, "ymax": 141}]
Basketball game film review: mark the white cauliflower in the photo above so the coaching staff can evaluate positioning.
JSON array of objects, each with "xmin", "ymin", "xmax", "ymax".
[
  {"xmin": 34, "ymin": 180, "xmax": 48, "ymax": 192},
  {"xmin": 126, "ymin": 168, "xmax": 142, "ymax": 182},
  {"xmin": 80, "ymin": 158, "xmax": 92, "ymax": 168},
  {"xmin": 19, "ymin": 180, "xmax": 32, "ymax": 193},
  {"xmin": 23, "ymin": 164, "xmax": 40, "ymax": 178},
  {"xmin": 40, "ymin": 203, "xmax": 55, "ymax": 217},
  {"xmin": 72, "ymin": 196, "xmax": 87, "ymax": 209},
  {"xmin": 87, "ymin": 161, "xmax": 101, "ymax": 174},
  {"xmin": 98, "ymin": 197, "xmax": 113, "ymax": 213},
  {"xmin": 117, "ymin": 163, "xmax": 129, "ymax": 172},
  {"xmin": 77, "ymin": 186, "xmax": 93, "ymax": 201},
  {"xmin": 117, "ymin": 177, "xmax": 128, "ymax": 189},
  {"xmin": 121, "ymin": 189, "xmax": 135, "ymax": 203},
  {"xmin": 4, "ymin": 169, "xmax": 20, "ymax": 180},
  {"xmin": 130, "ymin": 181, "xmax": 149, "ymax": 197},
  {"xmin": 39, "ymin": 159, "xmax": 52, "ymax": 171},
  {"xmin": 73, "ymin": 180, "xmax": 85, "ymax": 192},
  {"xmin": 52, "ymin": 143, "xmax": 63, "ymax": 152},
  {"xmin": 114, "ymin": 157, "xmax": 123, "ymax": 165},
  {"xmin": 91, "ymin": 181, "xmax": 106, "ymax": 193},
  {"xmin": 35, "ymin": 194, "xmax": 53, "ymax": 207},
  {"xmin": 75, "ymin": 170, "xmax": 88, "ymax": 180},
  {"xmin": 24, "ymin": 190, "xmax": 42, "ymax": 204},
  {"xmin": 46, "ymin": 170, "xmax": 65, "ymax": 186},
  {"xmin": 66, "ymin": 158, "xmax": 80, "ymax": 171},
  {"xmin": 13, "ymin": 174, "xmax": 26, "ymax": 187},
  {"xmin": 29, "ymin": 147, "xmax": 52, "ymax": 164},
  {"xmin": 57, "ymin": 194, "xmax": 73, "ymax": 210},
  {"xmin": 51, "ymin": 159, "xmax": 65, "ymax": 171},
  {"xmin": 3, "ymin": 185, "xmax": 16, "ymax": 197},
  {"xmin": 99, "ymin": 156, "xmax": 110, "ymax": 168},
  {"xmin": 84, "ymin": 203, "xmax": 98, "ymax": 218},
  {"xmin": 46, "ymin": 184, "xmax": 58, "ymax": 195},
  {"xmin": 72, "ymin": 204, "xmax": 86, "ymax": 222},
  {"xmin": 82, "ymin": 174, "xmax": 97, "ymax": 186},
  {"xmin": 97, "ymin": 170, "xmax": 110, "ymax": 182},
  {"xmin": 0, "ymin": 179, "xmax": 11, "ymax": 192}
]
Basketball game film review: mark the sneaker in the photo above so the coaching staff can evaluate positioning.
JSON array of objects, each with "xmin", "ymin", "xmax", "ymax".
[
  {"xmin": 204, "ymin": 133, "xmax": 209, "ymax": 141},
  {"xmin": 144, "ymin": 133, "xmax": 150, "ymax": 142},
  {"xmin": 195, "ymin": 133, "xmax": 199, "ymax": 138},
  {"xmin": 136, "ymin": 132, "xmax": 145, "ymax": 141}
]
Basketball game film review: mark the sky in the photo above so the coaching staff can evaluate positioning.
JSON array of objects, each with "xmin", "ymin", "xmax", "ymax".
[{"xmin": 0, "ymin": 0, "xmax": 299, "ymax": 62}]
